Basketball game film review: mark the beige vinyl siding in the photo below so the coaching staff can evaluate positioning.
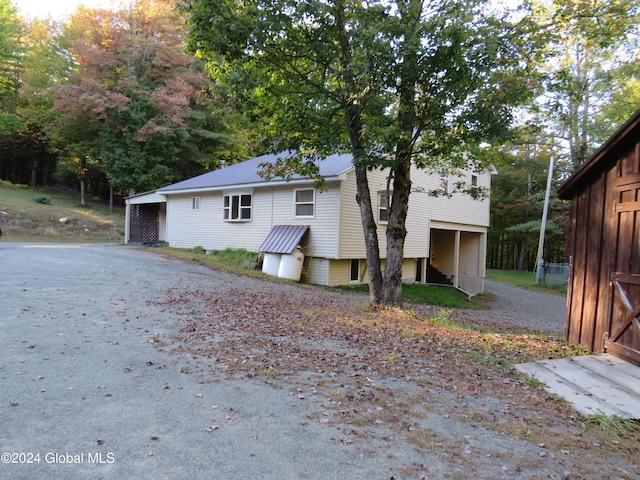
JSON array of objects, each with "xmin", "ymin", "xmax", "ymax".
[
  {"xmin": 165, "ymin": 182, "xmax": 342, "ymax": 255},
  {"xmin": 337, "ymin": 170, "xmax": 363, "ymax": 258},
  {"xmin": 428, "ymin": 169, "xmax": 492, "ymax": 227},
  {"xmin": 327, "ymin": 258, "xmax": 416, "ymax": 287},
  {"xmin": 269, "ymin": 182, "xmax": 341, "ymax": 258},
  {"xmin": 306, "ymin": 257, "xmax": 330, "ymax": 285},
  {"xmin": 128, "ymin": 191, "xmax": 167, "ymax": 205},
  {"xmin": 458, "ymin": 231, "xmax": 485, "ymax": 294},
  {"xmin": 166, "ymin": 190, "xmax": 273, "ymax": 251},
  {"xmin": 459, "ymin": 232, "xmax": 480, "ymax": 276},
  {"xmin": 337, "ymin": 165, "xmax": 488, "ymax": 260}
]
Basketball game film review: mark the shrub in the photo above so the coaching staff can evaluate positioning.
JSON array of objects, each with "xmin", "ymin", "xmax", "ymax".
[{"xmin": 33, "ymin": 195, "xmax": 52, "ymax": 205}]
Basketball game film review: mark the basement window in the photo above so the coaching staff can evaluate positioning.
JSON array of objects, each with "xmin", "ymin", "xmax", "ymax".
[{"xmin": 350, "ymin": 259, "xmax": 361, "ymax": 282}]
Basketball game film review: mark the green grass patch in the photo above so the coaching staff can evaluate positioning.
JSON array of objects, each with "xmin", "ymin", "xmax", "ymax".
[
  {"xmin": 334, "ymin": 283, "xmax": 484, "ymax": 309},
  {"xmin": 154, "ymin": 247, "xmax": 269, "ymax": 279},
  {"xmin": 486, "ymin": 268, "xmax": 566, "ymax": 295},
  {"xmin": 0, "ymin": 180, "xmax": 124, "ymax": 242},
  {"xmin": 582, "ymin": 411, "xmax": 639, "ymax": 440}
]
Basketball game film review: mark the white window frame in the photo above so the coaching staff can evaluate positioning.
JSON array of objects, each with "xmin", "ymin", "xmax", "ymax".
[
  {"xmin": 293, "ymin": 188, "xmax": 315, "ymax": 218},
  {"xmin": 378, "ymin": 191, "xmax": 390, "ymax": 224},
  {"xmin": 191, "ymin": 196, "xmax": 200, "ymax": 211},
  {"xmin": 471, "ymin": 174, "xmax": 478, "ymax": 187},
  {"xmin": 223, "ymin": 192, "xmax": 252, "ymax": 222}
]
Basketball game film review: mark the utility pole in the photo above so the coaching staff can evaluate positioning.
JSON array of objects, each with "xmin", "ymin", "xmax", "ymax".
[{"xmin": 535, "ymin": 156, "xmax": 555, "ymax": 283}]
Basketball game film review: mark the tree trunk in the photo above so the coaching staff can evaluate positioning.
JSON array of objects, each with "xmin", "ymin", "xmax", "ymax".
[
  {"xmin": 516, "ymin": 236, "xmax": 528, "ymax": 271},
  {"xmin": 354, "ymin": 163, "xmax": 383, "ymax": 304},
  {"xmin": 382, "ymin": 160, "xmax": 410, "ymax": 305},
  {"xmin": 343, "ymin": 101, "xmax": 383, "ymax": 304},
  {"xmin": 80, "ymin": 178, "xmax": 86, "ymax": 207},
  {"xmin": 379, "ymin": 0, "xmax": 421, "ymax": 306},
  {"xmin": 335, "ymin": 4, "xmax": 383, "ymax": 304},
  {"xmin": 109, "ymin": 182, "xmax": 114, "ymax": 214}
]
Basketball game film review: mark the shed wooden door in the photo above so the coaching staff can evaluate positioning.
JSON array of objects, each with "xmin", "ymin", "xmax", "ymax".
[{"xmin": 605, "ymin": 172, "xmax": 640, "ymax": 364}]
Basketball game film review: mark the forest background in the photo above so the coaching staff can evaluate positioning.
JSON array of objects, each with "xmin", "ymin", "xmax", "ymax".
[{"xmin": 1, "ymin": 0, "xmax": 638, "ymax": 272}]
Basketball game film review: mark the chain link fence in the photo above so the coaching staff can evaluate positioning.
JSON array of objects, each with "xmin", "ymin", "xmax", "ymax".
[{"xmin": 544, "ymin": 263, "xmax": 570, "ymax": 287}]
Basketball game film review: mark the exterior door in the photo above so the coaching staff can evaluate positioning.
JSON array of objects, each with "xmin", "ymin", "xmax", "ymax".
[{"xmin": 605, "ymin": 173, "xmax": 640, "ymax": 364}]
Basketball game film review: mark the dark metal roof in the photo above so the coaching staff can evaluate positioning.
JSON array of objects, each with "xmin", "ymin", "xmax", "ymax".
[
  {"xmin": 258, "ymin": 225, "xmax": 309, "ymax": 254},
  {"xmin": 158, "ymin": 151, "xmax": 353, "ymax": 193}
]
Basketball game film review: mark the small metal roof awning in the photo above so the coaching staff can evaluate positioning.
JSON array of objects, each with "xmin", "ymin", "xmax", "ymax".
[{"xmin": 258, "ymin": 225, "xmax": 309, "ymax": 254}]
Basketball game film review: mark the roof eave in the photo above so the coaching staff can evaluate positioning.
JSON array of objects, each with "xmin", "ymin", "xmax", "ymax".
[{"xmin": 158, "ymin": 175, "xmax": 344, "ymax": 196}]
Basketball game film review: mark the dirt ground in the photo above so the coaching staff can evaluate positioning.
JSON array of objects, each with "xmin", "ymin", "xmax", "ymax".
[{"xmin": 1, "ymin": 243, "xmax": 637, "ymax": 480}]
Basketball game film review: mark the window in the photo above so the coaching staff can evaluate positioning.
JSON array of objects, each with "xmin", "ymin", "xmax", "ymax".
[
  {"xmin": 471, "ymin": 174, "xmax": 478, "ymax": 187},
  {"xmin": 350, "ymin": 259, "xmax": 361, "ymax": 282},
  {"xmin": 294, "ymin": 189, "xmax": 315, "ymax": 217},
  {"xmin": 191, "ymin": 196, "xmax": 200, "ymax": 211},
  {"xmin": 440, "ymin": 169, "xmax": 449, "ymax": 193},
  {"xmin": 378, "ymin": 192, "xmax": 390, "ymax": 224},
  {"xmin": 223, "ymin": 193, "xmax": 252, "ymax": 221}
]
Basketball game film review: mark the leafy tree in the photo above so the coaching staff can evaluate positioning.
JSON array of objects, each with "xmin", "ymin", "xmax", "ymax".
[
  {"xmin": 50, "ymin": 0, "xmax": 238, "ymax": 200},
  {"xmin": 487, "ymin": 132, "xmax": 570, "ymax": 271},
  {"xmin": 0, "ymin": 0, "xmax": 22, "ymax": 131},
  {"xmin": 181, "ymin": 0, "xmax": 543, "ymax": 305},
  {"xmin": 599, "ymin": 56, "xmax": 640, "ymax": 128},
  {"xmin": 532, "ymin": 0, "xmax": 640, "ymax": 169},
  {"xmin": 8, "ymin": 17, "xmax": 71, "ymax": 186}
]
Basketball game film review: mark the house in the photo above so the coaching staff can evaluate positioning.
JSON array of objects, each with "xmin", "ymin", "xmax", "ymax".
[
  {"xmin": 558, "ymin": 109, "xmax": 640, "ymax": 365},
  {"xmin": 125, "ymin": 152, "xmax": 495, "ymax": 295}
]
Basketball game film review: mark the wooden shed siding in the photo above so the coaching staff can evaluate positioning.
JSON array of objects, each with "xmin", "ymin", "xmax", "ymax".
[
  {"xmin": 613, "ymin": 153, "xmax": 640, "ymax": 354},
  {"xmin": 563, "ymin": 122, "xmax": 640, "ymax": 360}
]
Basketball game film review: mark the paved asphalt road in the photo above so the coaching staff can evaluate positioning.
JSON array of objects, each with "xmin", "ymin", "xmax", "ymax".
[{"xmin": 0, "ymin": 243, "xmax": 568, "ymax": 480}]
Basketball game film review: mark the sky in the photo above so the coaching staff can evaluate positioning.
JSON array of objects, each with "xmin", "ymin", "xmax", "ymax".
[
  {"xmin": 15, "ymin": 0, "xmax": 115, "ymax": 20},
  {"xmin": 15, "ymin": 0, "xmax": 524, "ymax": 20}
]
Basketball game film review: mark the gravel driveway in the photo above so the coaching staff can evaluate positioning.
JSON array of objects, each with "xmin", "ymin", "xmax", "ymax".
[
  {"xmin": 482, "ymin": 280, "xmax": 567, "ymax": 333},
  {"xmin": 1, "ymin": 243, "xmax": 636, "ymax": 480}
]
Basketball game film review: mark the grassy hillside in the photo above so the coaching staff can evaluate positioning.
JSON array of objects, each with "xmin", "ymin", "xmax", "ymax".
[{"xmin": 0, "ymin": 180, "xmax": 125, "ymax": 242}]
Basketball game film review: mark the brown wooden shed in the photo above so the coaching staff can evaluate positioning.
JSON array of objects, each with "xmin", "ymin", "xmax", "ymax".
[{"xmin": 558, "ymin": 109, "xmax": 640, "ymax": 365}]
